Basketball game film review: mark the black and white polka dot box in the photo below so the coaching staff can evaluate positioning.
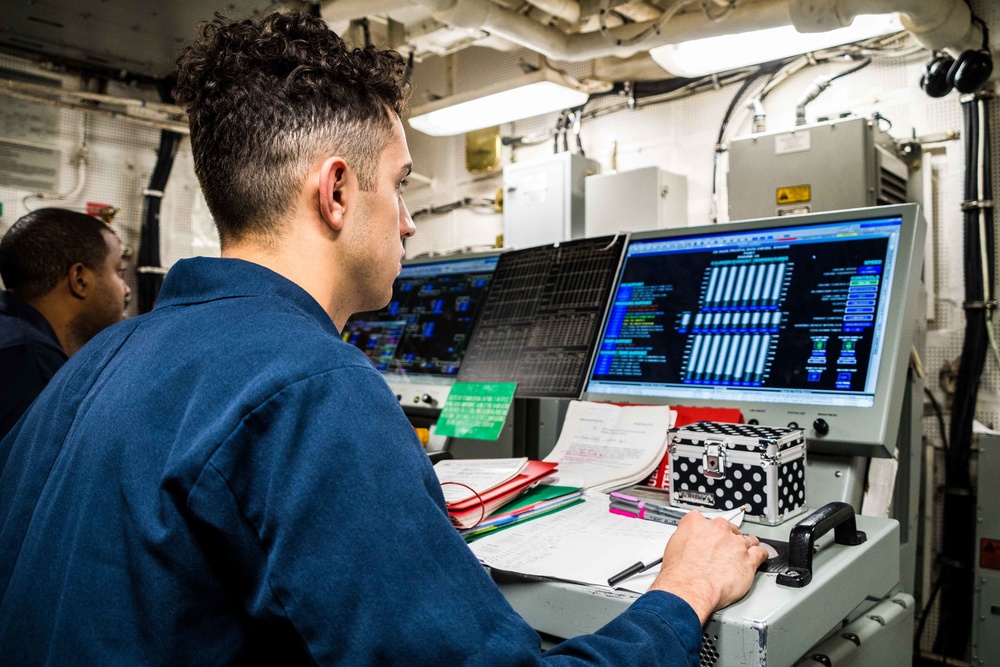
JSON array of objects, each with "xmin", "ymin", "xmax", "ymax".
[{"xmin": 667, "ymin": 421, "xmax": 808, "ymax": 526}]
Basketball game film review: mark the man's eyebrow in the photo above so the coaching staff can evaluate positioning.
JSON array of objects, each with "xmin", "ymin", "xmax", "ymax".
[{"xmin": 400, "ymin": 163, "xmax": 412, "ymax": 178}]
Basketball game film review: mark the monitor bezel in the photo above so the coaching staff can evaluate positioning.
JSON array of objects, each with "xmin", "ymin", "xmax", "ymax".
[{"xmin": 581, "ymin": 204, "xmax": 926, "ymax": 457}]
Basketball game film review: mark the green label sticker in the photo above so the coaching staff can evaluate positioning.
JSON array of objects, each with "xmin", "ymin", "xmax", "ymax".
[{"xmin": 434, "ymin": 382, "xmax": 517, "ymax": 440}]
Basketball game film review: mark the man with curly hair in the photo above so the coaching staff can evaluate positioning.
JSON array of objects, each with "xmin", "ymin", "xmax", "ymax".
[{"xmin": 0, "ymin": 11, "xmax": 765, "ymax": 665}]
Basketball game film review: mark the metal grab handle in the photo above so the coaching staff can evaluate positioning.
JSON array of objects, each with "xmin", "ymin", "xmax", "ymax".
[{"xmin": 776, "ymin": 502, "xmax": 867, "ymax": 588}]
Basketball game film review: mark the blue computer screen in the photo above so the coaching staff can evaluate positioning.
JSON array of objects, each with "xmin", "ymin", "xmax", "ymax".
[
  {"xmin": 586, "ymin": 215, "xmax": 905, "ymax": 408},
  {"xmin": 343, "ymin": 255, "xmax": 499, "ymax": 376}
]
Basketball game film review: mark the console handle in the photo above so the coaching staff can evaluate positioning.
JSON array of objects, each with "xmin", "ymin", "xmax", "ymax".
[{"xmin": 776, "ymin": 502, "xmax": 867, "ymax": 588}]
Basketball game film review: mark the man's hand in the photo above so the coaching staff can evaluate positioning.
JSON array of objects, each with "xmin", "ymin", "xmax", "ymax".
[{"xmin": 649, "ymin": 511, "xmax": 768, "ymax": 625}]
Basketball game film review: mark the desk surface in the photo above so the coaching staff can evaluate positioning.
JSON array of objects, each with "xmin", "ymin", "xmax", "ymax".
[{"xmin": 494, "ymin": 514, "xmax": 900, "ymax": 667}]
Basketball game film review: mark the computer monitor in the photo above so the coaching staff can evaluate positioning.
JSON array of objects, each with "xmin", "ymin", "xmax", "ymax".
[
  {"xmin": 343, "ymin": 252, "xmax": 500, "ymax": 379},
  {"xmin": 583, "ymin": 204, "xmax": 926, "ymax": 457},
  {"xmin": 458, "ymin": 235, "xmax": 627, "ymax": 399}
]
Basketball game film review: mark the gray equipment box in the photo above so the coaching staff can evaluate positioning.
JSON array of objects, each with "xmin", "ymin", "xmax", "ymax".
[
  {"xmin": 502, "ymin": 152, "xmax": 599, "ymax": 250},
  {"xmin": 727, "ymin": 115, "xmax": 909, "ymax": 221},
  {"xmin": 668, "ymin": 421, "xmax": 808, "ymax": 525},
  {"xmin": 584, "ymin": 166, "xmax": 687, "ymax": 237},
  {"xmin": 973, "ymin": 432, "xmax": 1000, "ymax": 663}
]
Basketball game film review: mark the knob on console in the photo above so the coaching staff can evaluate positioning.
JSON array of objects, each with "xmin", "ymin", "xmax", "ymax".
[
  {"xmin": 813, "ymin": 418, "xmax": 830, "ymax": 436},
  {"xmin": 421, "ymin": 393, "xmax": 437, "ymax": 406}
]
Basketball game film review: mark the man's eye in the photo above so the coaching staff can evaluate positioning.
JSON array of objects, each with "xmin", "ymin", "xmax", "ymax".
[{"xmin": 399, "ymin": 179, "xmax": 409, "ymax": 189}]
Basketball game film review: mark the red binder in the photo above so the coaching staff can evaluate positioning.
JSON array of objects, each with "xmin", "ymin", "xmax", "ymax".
[{"xmin": 447, "ymin": 460, "xmax": 558, "ymax": 529}]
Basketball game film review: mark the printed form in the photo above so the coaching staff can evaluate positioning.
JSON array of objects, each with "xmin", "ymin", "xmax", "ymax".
[
  {"xmin": 543, "ymin": 401, "xmax": 676, "ymax": 492},
  {"xmin": 469, "ymin": 495, "xmax": 673, "ymax": 592},
  {"xmin": 469, "ymin": 495, "xmax": 746, "ymax": 594}
]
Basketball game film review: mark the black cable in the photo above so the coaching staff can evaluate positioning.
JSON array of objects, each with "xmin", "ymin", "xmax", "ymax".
[
  {"xmin": 405, "ymin": 51, "xmax": 415, "ymax": 85},
  {"xmin": 360, "ymin": 18, "xmax": 371, "ymax": 48},
  {"xmin": 932, "ymin": 93, "xmax": 993, "ymax": 660},
  {"xmin": 710, "ymin": 60, "xmax": 786, "ymax": 223},
  {"xmin": 553, "ymin": 111, "xmax": 565, "ymax": 154},
  {"xmin": 829, "ymin": 56, "xmax": 871, "ymax": 82},
  {"xmin": 923, "ymin": 386, "xmax": 949, "ymax": 454},
  {"xmin": 137, "ymin": 130, "xmax": 180, "ymax": 313},
  {"xmin": 914, "ymin": 566, "xmax": 945, "ymax": 653},
  {"xmin": 410, "ymin": 198, "xmax": 495, "ymax": 221},
  {"xmin": 568, "ymin": 104, "xmax": 585, "ymax": 156}
]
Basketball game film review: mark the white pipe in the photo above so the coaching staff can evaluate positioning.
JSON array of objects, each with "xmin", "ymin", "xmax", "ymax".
[
  {"xmin": 320, "ymin": 0, "xmax": 412, "ymax": 22},
  {"xmin": 419, "ymin": 0, "xmax": 792, "ymax": 61},
  {"xmin": 418, "ymin": 0, "xmax": 981, "ymax": 62},
  {"xmin": 789, "ymin": 0, "xmax": 980, "ymax": 53},
  {"xmin": 524, "ymin": 0, "xmax": 581, "ymax": 25}
]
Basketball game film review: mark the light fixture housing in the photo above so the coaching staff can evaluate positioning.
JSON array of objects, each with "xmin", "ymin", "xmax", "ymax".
[
  {"xmin": 407, "ymin": 67, "xmax": 591, "ymax": 137},
  {"xmin": 649, "ymin": 14, "xmax": 904, "ymax": 78}
]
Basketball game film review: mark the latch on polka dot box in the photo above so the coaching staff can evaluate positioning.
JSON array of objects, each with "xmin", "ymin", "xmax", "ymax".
[{"xmin": 667, "ymin": 421, "xmax": 808, "ymax": 526}]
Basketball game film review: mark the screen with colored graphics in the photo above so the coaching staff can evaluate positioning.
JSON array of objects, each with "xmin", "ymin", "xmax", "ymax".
[
  {"xmin": 343, "ymin": 254, "xmax": 499, "ymax": 376},
  {"xmin": 583, "ymin": 205, "xmax": 925, "ymax": 455}
]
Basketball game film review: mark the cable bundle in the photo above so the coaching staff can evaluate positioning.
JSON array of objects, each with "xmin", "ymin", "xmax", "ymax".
[
  {"xmin": 932, "ymin": 91, "xmax": 994, "ymax": 660},
  {"xmin": 136, "ymin": 129, "xmax": 181, "ymax": 313}
]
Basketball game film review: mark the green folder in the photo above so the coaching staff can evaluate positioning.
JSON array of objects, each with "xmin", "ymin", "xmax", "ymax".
[{"xmin": 461, "ymin": 485, "xmax": 583, "ymax": 542}]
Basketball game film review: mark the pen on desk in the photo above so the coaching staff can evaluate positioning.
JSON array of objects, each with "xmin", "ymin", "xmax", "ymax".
[
  {"xmin": 609, "ymin": 500, "xmax": 686, "ymax": 518},
  {"xmin": 609, "ymin": 493, "xmax": 686, "ymax": 517},
  {"xmin": 608, "ymin": 557, "xmax": 662, "ymax": 588},
  {"xmin": 609, "ymin": 506, "xmax": 681, "ymax": 526}
]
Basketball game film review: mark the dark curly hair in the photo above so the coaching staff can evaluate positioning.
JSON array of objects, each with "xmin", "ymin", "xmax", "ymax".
[
  {"xmin": 173, "ymin": 12, "xmax": 410, "ymax": 244},
  {"xmin": 0, "ymin": 208, "xmax": 114, "ymax": 301}
]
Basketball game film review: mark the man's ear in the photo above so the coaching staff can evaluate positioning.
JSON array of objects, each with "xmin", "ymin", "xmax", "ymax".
[
  {"xmin": 318, "ymin": 156, "xmax": 350, "ymax": 231},
  {"xmin": 67, "ymin": 262, "xmax": 88, "ymax": 300}
]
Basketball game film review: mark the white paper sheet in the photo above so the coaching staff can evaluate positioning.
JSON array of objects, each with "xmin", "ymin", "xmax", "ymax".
[
  {"xmin": 469, "ymin": 495, "xmax": 674, "ymax": 588},
  {"xmin": 433, "ymin": 457, "xmax": 528, "ymax": 504},
  {"xmin": 543, "ymin": 401, "xmax": 675, "ymax": 492},
  {"xmin": 469, "ymin": 495, "xmax": 747, "ymax": 593}
]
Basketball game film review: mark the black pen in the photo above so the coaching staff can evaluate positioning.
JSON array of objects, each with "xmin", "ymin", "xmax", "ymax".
[{"xmin": 608, "ymin": 557, "xmax": 662, "ymax": 588}]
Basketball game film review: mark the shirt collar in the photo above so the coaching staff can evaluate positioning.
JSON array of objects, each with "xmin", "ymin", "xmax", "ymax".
[
  {"xmin": 0, "ymin": 291, "xmax": 62, "ymax": 346},
  {"xmin": 155, "ymin": 257, "xmax": 339, "ymax": 335}
]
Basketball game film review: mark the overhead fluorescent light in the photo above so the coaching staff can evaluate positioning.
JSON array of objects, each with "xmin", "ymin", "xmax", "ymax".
[
  {"xmin": 649, "ymin": 14, "xmax": 903, "ymax": 78},
  {"xmin": 408, "ymin": 67, "xmax": 590, "ymax": 137}
]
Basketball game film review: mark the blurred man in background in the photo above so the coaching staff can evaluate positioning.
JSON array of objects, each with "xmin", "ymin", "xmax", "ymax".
[{"xmin": 0, "ymin": 208, "xmax": 130, "ymax": 440}]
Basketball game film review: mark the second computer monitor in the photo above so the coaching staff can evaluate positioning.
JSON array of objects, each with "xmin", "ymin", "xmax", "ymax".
[{"xmin": 343, "ymin": 253, "xmax": 500, "ymax": 377}]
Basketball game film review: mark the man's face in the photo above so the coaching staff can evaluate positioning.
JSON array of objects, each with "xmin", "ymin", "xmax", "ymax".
[
  {"xmin": 346, "ymin": 115, "xmax": 416, "ymax": 313},
  {"xmin": 72, "ymin": 230, "xmax": 130, "ymax": 343}
]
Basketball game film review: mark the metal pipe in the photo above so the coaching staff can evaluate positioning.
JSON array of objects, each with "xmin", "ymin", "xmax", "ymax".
[
  {"xmin": 420, "ymin": 0, "xmax": 984, "ymax": 63},
  {"xmin": 320, "ymin": 0, "xmax": 412, "ymax": 22},
  {"xmin": 524, "ymin": 0, "xmax": 581, "ymax": 24},
  {"xmin": 420, "ymin": 0, "xmax": 792, "ymax": 61},
  {"xmin": 789, "ymin": 0, "xmax": 981, "ymax": 54}
]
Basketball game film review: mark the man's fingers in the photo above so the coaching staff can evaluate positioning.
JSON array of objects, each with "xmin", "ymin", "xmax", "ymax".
[
  {"xmin": 714, "ymin": 517, "xmax": 741, "ymax": 534},
  {"xmin": 748, "ymin": 545, "xmax": 769, "ymax": 566}
]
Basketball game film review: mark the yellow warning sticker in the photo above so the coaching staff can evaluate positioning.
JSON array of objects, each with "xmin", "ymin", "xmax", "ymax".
[
  {"xmin": 982, "ymin": 538, "xmax": 1000, "ymax": 570},
  {"xmin": 776, "ymin": 185, "xmax": 811, "ymax": 205}
]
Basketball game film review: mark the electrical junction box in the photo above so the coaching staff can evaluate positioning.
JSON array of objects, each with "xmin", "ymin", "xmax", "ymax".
[
  {"xmin": 727, "ymin": 115, "xmax": 909, "ymax": 221},
  {"xmin": 973, "ymin": 431, "xmax": 1000, "ymax": 664},
  {"xmin": 585, "ymin": 166, "xmax": 687, "ymax": 237},
  {"xmin": 502, "ymin": 152, "xmax": 598, "ymax": 250}
]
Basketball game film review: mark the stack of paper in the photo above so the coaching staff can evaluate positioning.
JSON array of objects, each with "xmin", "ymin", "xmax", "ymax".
[
  {"xmin": 459, "ymin": 485, "xmax": 584, "ymax": 541},
  {"xmin": 433, "ymin": 458, "xmax": 559, "ymax": 529},
  {"xmin": 544, "ymin": 401, "xmax": 676, "ymax": 493}
]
